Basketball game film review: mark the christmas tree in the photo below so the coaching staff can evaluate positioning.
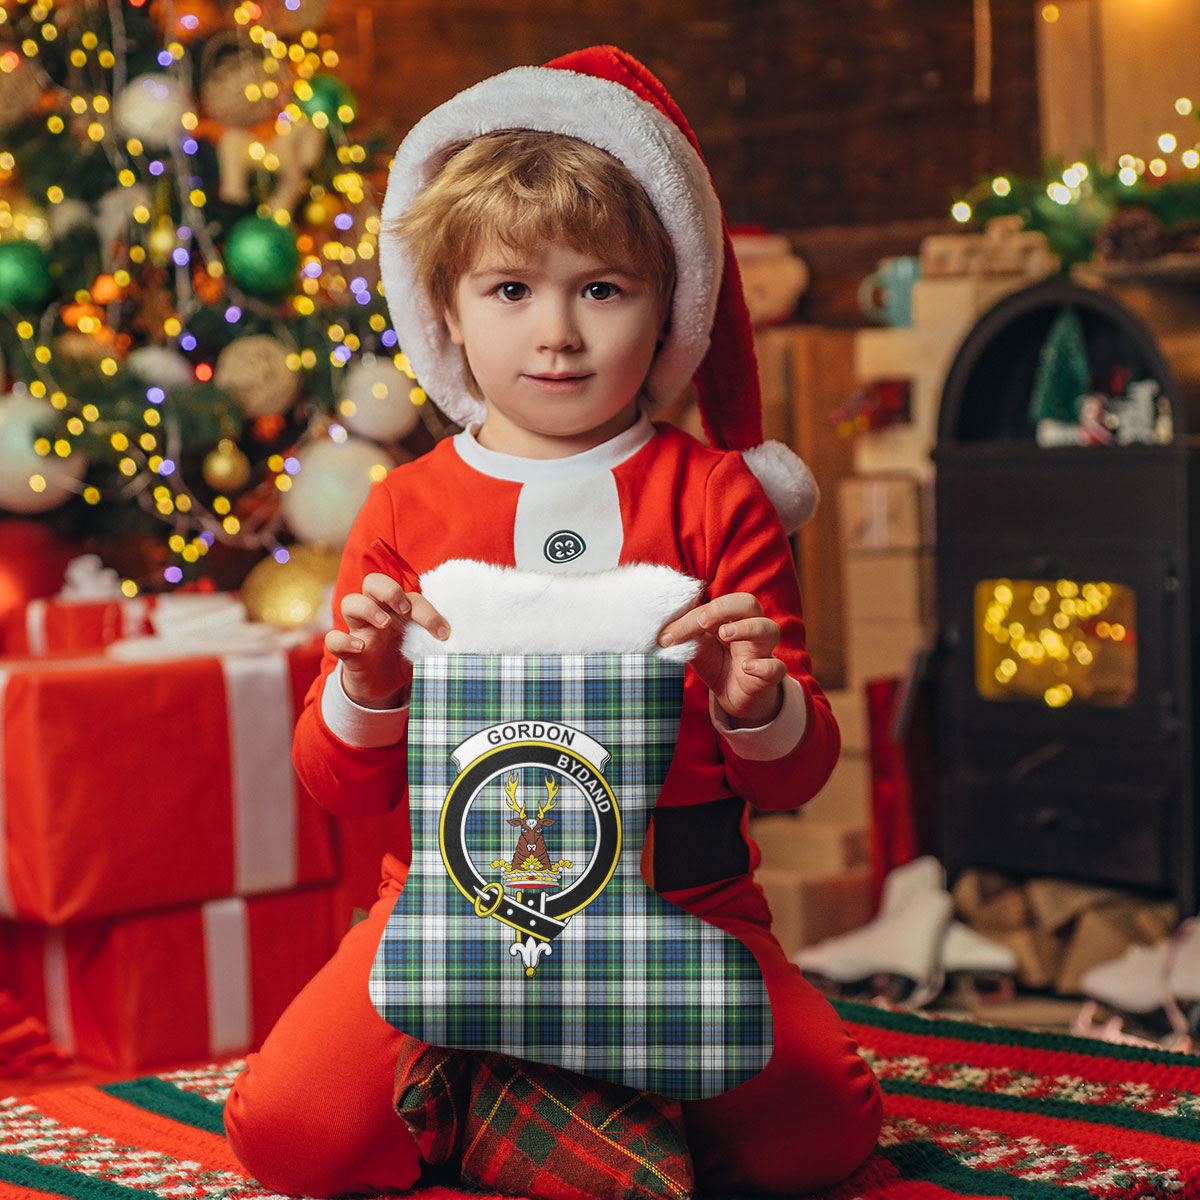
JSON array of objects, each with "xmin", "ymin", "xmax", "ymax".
[{"xmin": 0, "ymin": 0, "xmax": 440, "ymax": 596}]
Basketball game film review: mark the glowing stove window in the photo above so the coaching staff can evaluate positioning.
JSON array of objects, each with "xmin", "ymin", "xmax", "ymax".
[{"xmin": 974, "ymin": 579, "xmax": 1136, "ymax": 707}]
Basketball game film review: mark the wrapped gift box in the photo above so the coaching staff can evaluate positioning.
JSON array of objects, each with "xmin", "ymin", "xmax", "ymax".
[
  {"xmin": 12, "ymin": 886, "xmax": 338, "ymax": 1071},
  {"xmin": 837, "ymin": 475, "xmax": 932, "ymax": 553},
  {"xmin": 4, "ymin": 596, "xmax": 156, "ymax": 655},
  {"xmin": 0, "ymin": 641, "xmax": 337, "ymax": 923}
]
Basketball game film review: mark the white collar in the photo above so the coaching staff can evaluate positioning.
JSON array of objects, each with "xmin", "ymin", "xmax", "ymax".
[{"xmin": 451, "ymin": 411, "xmax": 654, "ymax": 483}]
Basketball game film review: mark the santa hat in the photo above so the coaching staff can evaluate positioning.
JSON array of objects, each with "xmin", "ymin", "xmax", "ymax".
[{"xmin": 379, "ymin": 45, "xmax": 818, "ymax": 531}]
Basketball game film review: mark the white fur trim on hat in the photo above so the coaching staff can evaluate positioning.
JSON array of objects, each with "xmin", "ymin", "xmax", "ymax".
[
  {"xmin": 742, "ymin": 441, "xmax": 819, "ymax": 533},
  {"xmin": 379, "ymin": 65, "xmax": 724, "ymax": 430}
]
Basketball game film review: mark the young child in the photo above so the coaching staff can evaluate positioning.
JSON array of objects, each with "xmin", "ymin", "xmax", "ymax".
[{"xmin": 224, "ymin": 46, "xmax": 882, "ymax": 1197}]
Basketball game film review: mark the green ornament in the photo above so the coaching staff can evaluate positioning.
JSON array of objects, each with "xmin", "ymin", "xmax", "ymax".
[
  {"xmin": 224, "ymin": 215, "xmax": 301, "ymax": 296},
  {"xmin": 0, "ymin": 240, "xmax": 53, "ymax": 310},
  {"xmin": 1029, "ymin": 307, "xmax": 1091, "ymax": 425},
  {"xmin": 296, "ymin": 74, "xmax": 356, "ymax": 127}
]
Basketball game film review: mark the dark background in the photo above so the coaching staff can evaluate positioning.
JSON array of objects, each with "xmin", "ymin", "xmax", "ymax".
[{"xmin": 328, "ymin": 0, "xmax": 1042, "ymax": 321}]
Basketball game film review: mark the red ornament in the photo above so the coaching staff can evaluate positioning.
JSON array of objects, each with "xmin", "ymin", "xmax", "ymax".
[
  {"xmin": 0, "ymin": 519, "xmax": 77, "ymax": 652},
  {"xmin": 252, "ymin": 413, "xmax": 287, "ymax": 442}
]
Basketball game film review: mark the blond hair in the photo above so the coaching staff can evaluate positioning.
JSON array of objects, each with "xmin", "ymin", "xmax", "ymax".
[{"xmin": 391, "ymin": 129, "xmax": 676, "ymax": 326}]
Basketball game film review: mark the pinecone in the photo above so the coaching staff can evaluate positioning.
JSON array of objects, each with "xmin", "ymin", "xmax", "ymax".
[{"xmin": 1095, "ymin": 206, "xmax": 1167, "ymax": 263}]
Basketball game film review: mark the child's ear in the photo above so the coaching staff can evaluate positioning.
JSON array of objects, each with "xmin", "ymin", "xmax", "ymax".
[{"xmin": 443, "ymin": 307, "xmax": 464, "ymax": 346}]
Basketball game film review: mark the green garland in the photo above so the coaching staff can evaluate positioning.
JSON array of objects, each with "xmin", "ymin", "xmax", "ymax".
[{"xmin": 953, "ymin": 158, "xmax": 1200, "ymax": 267}]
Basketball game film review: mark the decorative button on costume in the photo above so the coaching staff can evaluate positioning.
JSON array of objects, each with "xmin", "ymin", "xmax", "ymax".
[{"xmin": 370, "ymin": 652, "xmax": 773, "ymax": 1099}]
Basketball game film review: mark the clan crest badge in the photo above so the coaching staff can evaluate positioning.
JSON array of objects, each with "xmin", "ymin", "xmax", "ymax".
[{"xmin": 439, "ymin": 721, "xmax": 621, "ymax": 975}]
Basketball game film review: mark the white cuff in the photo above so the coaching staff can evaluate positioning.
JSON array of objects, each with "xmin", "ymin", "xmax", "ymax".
[
  {"xmin": 710, "ymin": 675, "xmax": 808, "ymax": 761},
  {"xmin": 320, "ymin": 661, "xmax": 410, "ymax": 748}
]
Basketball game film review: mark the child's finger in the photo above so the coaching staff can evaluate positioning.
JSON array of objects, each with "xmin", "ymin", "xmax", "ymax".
[
  {"xmin": 739, "ymin": 656, "xmax": 787, "ymax": 684},
  {"xmin": 361, "ymin": 571, "xmax": 412, "ymax": 619},
  {"xmin": 659, "ymin": 593, "xmax": 759, "ymax": 646},
  {"xmin": 340, "ymin": 591, "xmax": 398, "ymax": 633},
  {"xmin": 716, "ymin": 616, "xmax": 780, "ymax": 651},
  {"xmin": 407, "ymin": 593, "xmax": 451, "ymax": 642},
  {"xmin": 324, "ymin": 628, "xmax": 366, "ymax": 659}
]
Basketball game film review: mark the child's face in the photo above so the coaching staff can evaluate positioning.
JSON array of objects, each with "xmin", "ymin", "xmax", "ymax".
[{"xmin": 443, "ymin": 238, "xmax": 663, "ymax": 457}]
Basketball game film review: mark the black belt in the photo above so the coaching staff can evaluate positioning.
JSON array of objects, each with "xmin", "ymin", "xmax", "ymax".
[{"xmin": 651, "ymin": 796, "xmax": 750, "ymax": 892}]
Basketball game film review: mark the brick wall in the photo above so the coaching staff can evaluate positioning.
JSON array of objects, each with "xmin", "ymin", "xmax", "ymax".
[{"xmin": 329, "ymin": 0, "xmax": 1041, "ymax": 236}]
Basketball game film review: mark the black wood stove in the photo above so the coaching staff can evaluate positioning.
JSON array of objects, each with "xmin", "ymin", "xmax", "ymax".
[{"xmin": 933, "ymin": 276, "xmax": 1200, "ymax": 913}]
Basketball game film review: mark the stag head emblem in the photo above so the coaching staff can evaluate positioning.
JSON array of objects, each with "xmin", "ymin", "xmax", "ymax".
[{"xmin": 503, "ymin": 772, "xmax": 559, "ymax": 871}]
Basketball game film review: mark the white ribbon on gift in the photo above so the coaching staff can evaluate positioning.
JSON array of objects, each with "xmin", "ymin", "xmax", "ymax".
[
  {"xmin": 221, "ymin": 653, "xmax": 299, "ymax": 896},
  {"xmin": 40, "ymin": 896, "xmax": 253, "ymax": 1059},
  {"xmin": 202, "ymin": 896, "xmax": 253, "ymax": 1055},
  {"xmin": 42, "ymin": 927, "xmax": 74, "ymax": 1054}
]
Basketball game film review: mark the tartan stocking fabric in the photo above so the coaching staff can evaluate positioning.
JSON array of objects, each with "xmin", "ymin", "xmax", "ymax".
[
  {"xmin": 394, "ymin": 1036, "xmax": 472, "ymax": 1167},
  {"xmin": 459, "ymin": 1051, "xmax": 694, "ymax": 1200},
  {"xmin": 369, "ymin": 653, "xmax": 773, "ymax": 1099}
]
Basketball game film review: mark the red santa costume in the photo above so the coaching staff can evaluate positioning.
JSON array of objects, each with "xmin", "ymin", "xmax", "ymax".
[{"xmin": 224, "ymin": 45, "xmax": 882, "ymax": 1197}]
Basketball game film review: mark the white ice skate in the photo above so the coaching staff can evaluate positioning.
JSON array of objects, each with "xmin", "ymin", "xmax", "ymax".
[
  {"xmin": 793, "ymin": 856, "xmax": 954, "ymax": 1007},
  {"xmin": 941, "ymin": 920, "xmax": 1018, "ymax": 1004},
  {"xmin": 1076, "ymin": 917, "xmax": 1200, "ymax": 1049}
]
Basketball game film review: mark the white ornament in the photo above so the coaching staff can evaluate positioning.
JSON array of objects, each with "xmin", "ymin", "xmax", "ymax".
[
  {"xmin": 48, "ymin": 199, "xmax": 94, "ymax": 240},
  {"xmin": 127, "ymin": 345, "xmax": 196, "ymax": 388},
  {"xmin": 113, "ymin": 74, "xmax": 192, "ymax": 148},
  {"xmin": 216, "ymin": 118, "xmax": 325, "ymax": 211},
  {"xmin": 214, "ymin": 334, "xmax": 301, "ymax": 418},
  {"xmin": 281, "ymin": 434, "xmax": 393, "ymax": 545},
  {"xmin": 338, "ymin": 354, "xmax": 421, "ymax": 442},
  {"xmin": 96, "ymin": 184, "xmax": 152, "ymax": 270},
  {"xmin": 0, "ymin": 389, "xmax": 86, "ymax": 514}
]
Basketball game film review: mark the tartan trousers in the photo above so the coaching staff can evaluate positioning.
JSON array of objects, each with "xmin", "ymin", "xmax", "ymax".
[{"xmin": 224, "ymin": 853, "xmax": 883, "ymax": 1197}]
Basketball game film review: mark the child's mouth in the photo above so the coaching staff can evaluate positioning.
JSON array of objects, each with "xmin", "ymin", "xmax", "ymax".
[{"xmin": 526, "ymin": 373, "xmax": 592, "ymax": 392}]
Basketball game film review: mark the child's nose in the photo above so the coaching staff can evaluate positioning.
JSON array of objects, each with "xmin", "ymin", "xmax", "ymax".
[{"xmin": 536, "ymin": 298, "xmax": 581, "ymax": 352}]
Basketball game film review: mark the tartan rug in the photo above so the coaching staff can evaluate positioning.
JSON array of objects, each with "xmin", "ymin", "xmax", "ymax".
[{"xmin": 3, "ymin": 999, "xmax": 1200, "ymax": 1199}]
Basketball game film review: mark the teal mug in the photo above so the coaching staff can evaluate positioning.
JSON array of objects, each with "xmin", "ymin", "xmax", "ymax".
[{"xmin": 858, "ymin": 255, "xmax": 922, "ymax": 327}]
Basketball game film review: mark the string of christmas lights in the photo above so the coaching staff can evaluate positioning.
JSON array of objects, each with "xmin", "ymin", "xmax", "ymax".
[
  {"xmin": 976, "ymin": 578, "xmax": 1136, "ymax": 709},
  {"xmin": 950, "ymin": 88, "xmax": 1200, "ymax": 268}
]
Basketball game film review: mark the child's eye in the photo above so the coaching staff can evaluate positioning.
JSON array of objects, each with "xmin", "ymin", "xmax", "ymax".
[
  {"xmin": 585, "ymin": 282, "xmax": 619, "ymax": 301},
  {"xmin": 497, "ymin": 282, "xmax": 528, "ymax": 301}
]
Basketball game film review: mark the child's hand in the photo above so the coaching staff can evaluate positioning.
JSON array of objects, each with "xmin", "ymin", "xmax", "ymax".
[
  {"xmin": 658, "ymin": 592, "xmax": 786, "ymax": 727},
  {"xmin": 324, "ymin": 573, "xmax": 449, "ymax": 709}
]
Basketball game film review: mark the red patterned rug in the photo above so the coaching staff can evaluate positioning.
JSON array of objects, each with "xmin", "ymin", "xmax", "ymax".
[{"xmin": 1, "ymin": 998, "xmax": 1199, "ymax": 1199}]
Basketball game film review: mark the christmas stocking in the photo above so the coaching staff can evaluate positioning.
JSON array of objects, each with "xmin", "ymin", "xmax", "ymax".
[{"xmin": 369, "ymin": 561, "xmax": 773, "ymax": 1100}]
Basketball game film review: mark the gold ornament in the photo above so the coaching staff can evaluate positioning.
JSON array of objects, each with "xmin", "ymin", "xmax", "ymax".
[
  {"xmin": 202, "ymin": 437, "xmax": 252, "ymax": 491},
  {"xmin": 241, "ymin": 543, "xmax": 340, "ymax": 628},
  {"xmin": 200, "ymin": 42, "xmax": 278, "ymax": 127},
  {"xmin": 148, "ymin": 217, "xmax": 178, "ymax": 267},
  {"xmin": 214, "ymin": 334, "xmax": 302, "ymax": 418},
  {"xmin": 303, "ymin": 197, "xmax": 332, "ymax": 228}
]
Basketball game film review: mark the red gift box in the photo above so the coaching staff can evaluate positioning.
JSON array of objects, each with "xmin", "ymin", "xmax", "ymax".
[
  {"xmin": 12, "ymin": 886, "xmax": 338, "ymax": 1071},
  {"xmin": 4, "ymin": 597, "xmax": 156, "ymax": 655},
  {"xmin": 0, "ymin": 642, "xmax": 337, "ymax": 923}
]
